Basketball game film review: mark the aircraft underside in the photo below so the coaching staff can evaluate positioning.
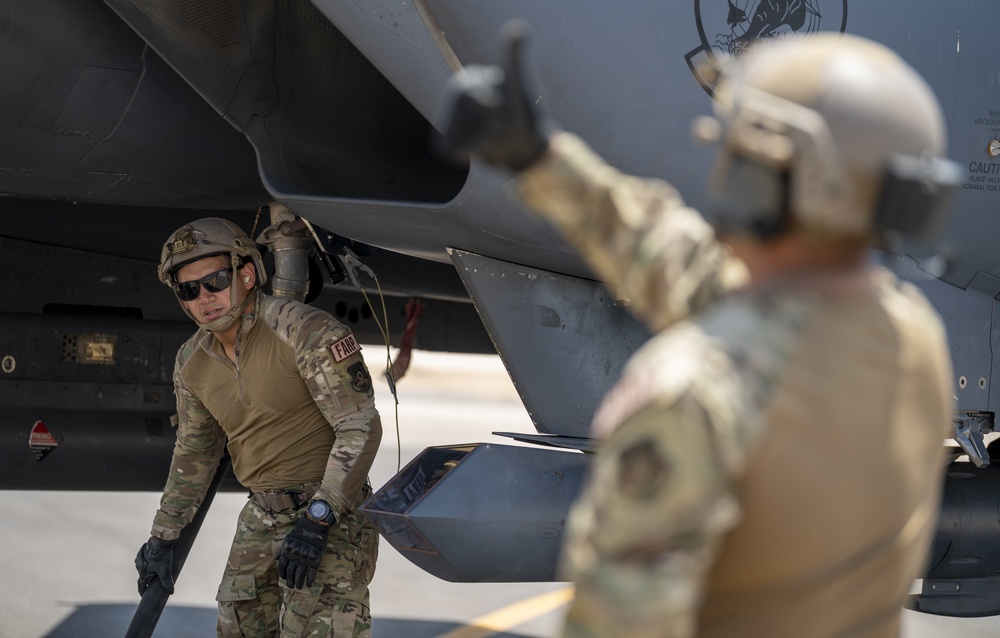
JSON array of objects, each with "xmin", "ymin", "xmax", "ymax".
[{"xmin": 3, "ymin": 0, "xmax": 1000, "ymax": 619}]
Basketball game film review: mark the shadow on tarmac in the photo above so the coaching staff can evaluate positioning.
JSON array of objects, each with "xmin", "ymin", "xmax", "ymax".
[{"xmin": 43, "ymin": 604, "xmax": 538, "ymax": 638}]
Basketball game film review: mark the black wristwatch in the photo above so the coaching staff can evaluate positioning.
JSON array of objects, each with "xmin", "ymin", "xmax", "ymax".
[{"xmin": 305, "ymin": 499, "xmax": 337, "ymax": 526}]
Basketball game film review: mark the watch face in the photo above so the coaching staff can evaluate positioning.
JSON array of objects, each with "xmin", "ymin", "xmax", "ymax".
[{"xmin": 308, "ymin": 500, "xmax": 330, "ymax": 519}]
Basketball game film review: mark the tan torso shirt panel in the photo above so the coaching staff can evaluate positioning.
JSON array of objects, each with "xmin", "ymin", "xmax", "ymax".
[
  {"xmin": 697, "ymin": 274, "xmax": 952, "ymax": 637},
  {"xmin": 180, "ymin": 316, "xmax": 335, "ymax": 491}
]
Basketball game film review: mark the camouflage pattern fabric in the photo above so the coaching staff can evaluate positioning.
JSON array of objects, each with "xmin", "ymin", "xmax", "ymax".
[
  {"xmin": 151, "ymin": 351, "xmax": 226, "ymax": 540},
  {"xmin": 216, "ymin": 487, "xmax": 378, "ymax": 638},
  {"xmin": 263, "ymin": 296, "xmax": 382, "ymax": 515}
]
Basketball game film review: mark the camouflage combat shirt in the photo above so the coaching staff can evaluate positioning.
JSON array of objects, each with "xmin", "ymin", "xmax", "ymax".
[
  {"xmin": 152, "ymin": 292, "xmax": 382, "ymax": 540},
  {"xmin": 519, "ymin": 132, "xmax": 953, "ymax": 638}
]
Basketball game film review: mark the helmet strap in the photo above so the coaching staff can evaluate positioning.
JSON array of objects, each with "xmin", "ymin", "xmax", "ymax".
[{"xmin": 200, "ymin": 288, "xmax": 255, "ymax": 334}]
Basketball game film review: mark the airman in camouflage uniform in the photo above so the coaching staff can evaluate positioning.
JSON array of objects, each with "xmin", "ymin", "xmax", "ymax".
[
  {"xmin": 439, "ymin": 29, "xmax": 959, "ymax": 637},
  {"xmin": 135, "ymin": 218, "xmax": 380, "ymax": 638}
]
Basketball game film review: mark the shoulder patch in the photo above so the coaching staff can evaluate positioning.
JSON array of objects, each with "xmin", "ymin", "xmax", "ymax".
[
  {"xmin": 347, "ymin": 361, "xmax": 373, "ymax": 394},
  {"xmin": 329, "ymin": 333, "xmax": 361, "ymax": 362},
  {"xmin": 617, "ymin": 439, "xmax": 671, "ymax": 501}
]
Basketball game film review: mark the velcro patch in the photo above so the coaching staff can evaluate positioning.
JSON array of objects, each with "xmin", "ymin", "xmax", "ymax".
[
  {"xmin": 348, "ymin": 362, "xmax": 373, "ymax": 394},
  {"xmin": 329, "ymin": 333, "xmax": 361, "ymax": 362},
  {"xmin": 618, "ymin": 439, "xmax": 670, "ymax": 501}
]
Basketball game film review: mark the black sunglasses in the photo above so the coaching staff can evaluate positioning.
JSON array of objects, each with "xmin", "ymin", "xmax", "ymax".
[{"xmin": 173, "ymin": 268, "xmax": 232, "ymax": 301}]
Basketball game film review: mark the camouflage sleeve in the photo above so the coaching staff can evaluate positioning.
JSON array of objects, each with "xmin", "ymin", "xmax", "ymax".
[
  {"xmin": 151, "ymin": 346, "xmax": 226, "ymax": 541},
  {"xmin": 293, "ymin": 311, "xmax": 382, "ymax": 519},
  {"xmin": 518, "ymin": 131, "xmax": 748, "ymax": 332},
  {"xmin": 560, "ymin": 393, "xmax": 741, "ymax": 638}
]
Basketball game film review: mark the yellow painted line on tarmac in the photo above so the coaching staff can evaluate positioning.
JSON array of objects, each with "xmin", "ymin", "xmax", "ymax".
[{"xmin": 437, "ymin": 586, "xmax": 574, "ymax": 638}]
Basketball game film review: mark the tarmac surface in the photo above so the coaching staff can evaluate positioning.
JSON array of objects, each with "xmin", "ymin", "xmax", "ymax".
[{"xmin": 0, "ymin": 348, "xmax": 997, "ymax": 637}]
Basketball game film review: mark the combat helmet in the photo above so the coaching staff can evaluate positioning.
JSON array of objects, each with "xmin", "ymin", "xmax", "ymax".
[
  {"xmin": 694, "ymin": 33, "xmax": 961, "ymax": 239},
  {"xmin": 158, "ymin": 218, "xmax": 267, "ymax": 333}
]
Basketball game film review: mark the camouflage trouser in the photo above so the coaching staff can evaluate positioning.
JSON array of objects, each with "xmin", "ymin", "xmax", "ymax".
[{"xmin": 215, "ymin": 486, "xmax": 378, "ymax": 638}]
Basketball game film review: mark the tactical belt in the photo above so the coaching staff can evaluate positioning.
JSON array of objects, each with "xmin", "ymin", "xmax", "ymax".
[{"xmin": 251, "ymin": 485, "xmax": 317, "ymax": 513}]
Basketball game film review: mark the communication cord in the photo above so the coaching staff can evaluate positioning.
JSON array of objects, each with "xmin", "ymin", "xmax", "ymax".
[{"xmin": 302, "ymin": 218, "xmax": 403, "ymax": 472}]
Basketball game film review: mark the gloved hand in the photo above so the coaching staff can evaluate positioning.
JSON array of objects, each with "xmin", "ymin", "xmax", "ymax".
[
  {"xmin": 438, "ymin": 20, "xmax": 552, "ymax": 171},
  {"xmin": 276, "ymin": 516, "xmax": 331, "ymax": 590},
  {"xmin": 135, "ymin": 536, "xmax": 177, "ymax": 595}
]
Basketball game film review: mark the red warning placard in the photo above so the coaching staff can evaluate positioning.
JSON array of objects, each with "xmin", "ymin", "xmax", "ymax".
[{"xmin": 29, "ymin": 420, "xmax": 58, "ymax": 461}]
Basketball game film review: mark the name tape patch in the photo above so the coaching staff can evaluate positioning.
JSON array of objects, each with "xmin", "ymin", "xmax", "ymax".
[{"xmin": 330, "ymin": 333, "xmax": 361, "ymax": 362}]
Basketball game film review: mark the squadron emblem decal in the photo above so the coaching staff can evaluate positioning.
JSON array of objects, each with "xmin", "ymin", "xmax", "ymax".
[{"xmin": 686, "ymin": 0, "xmax": 848, "ymax": 96}]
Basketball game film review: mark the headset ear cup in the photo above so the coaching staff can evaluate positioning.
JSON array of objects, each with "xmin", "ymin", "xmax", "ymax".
[
  {"xmin": 872, "ymin": 153, "xmax": 963, "ymax": 239},
  {"xmin": 708, "ymin": 156, "xmax": 789, "ymax": 238}
]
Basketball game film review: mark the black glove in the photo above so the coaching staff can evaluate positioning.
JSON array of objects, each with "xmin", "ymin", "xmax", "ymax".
[
  {"xmin": 438, "ymin": 20, "xmax": 552, "ymax": 171},
  {"xmin": 135, "ymin": 536, "xmax": 177, "ymax": 595},
  {"xmin": 276, "ymin": 516, "xmax": 331, "ymax": 590}
]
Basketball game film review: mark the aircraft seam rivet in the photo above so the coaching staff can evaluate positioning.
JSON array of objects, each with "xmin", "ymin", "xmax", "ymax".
[
  {"xmin": 1, "ymin": 355, "xmax": 14, "ymax": 374},
  {"xmin": 959, "ymin": 375, "xmax": 968, "ymax": 389}
]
